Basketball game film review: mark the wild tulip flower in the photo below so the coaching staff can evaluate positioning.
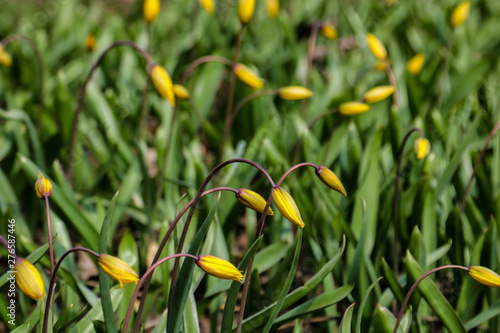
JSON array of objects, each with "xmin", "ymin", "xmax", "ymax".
[
  {"xmin": 414, "ymin": 138, "xmax": 430, "ymax": 160},
  {"xmin": 15, "ymin": 258, "xmax": 46, "ymax": 301},
  {"xmin": 362, "ymin": 86, "xmax": 394, "ymax": 104},
  {"xmin": 234, "ymin": 64, "xmax": 264, "ymax": 89},
  {"xmin": 278, "ymin": 86, "xmax": 313, "ymax": 100},
  {"xmin": 338, "ymin": 102, "xmax": 370, "ymax": 116},
  {"xmin": 272, "ymin": 186, "xmax": 305, "ymax": 228},
  {"xmin": 468, "ymin": 266, "xmax": 500, "ymax": 287},
  {"xmin": 143, "ymin": 0, "xmax": 160, "ymax": 24},
  {"xmin": 451, "ymin": 1, "xmax": 470, "ymax": 28},
  {"xmin": 35, "ymin": 170, "xmax": 53, "ymax": 199},
  {"xmin": 84, "ymin": 34, "xmax": 96, "ymax": 52},
  {"xmin": 321, "ymin": 23, "xmax": 338, "ymax": 40},
  {"xmin": 200, "ymin": 0, "xmax": 215, "ymax": 14},
  {"xmin": 236, "ymin": 188, "xmax": 274, "ymax": 215},
  {"xmin": 366, "ymin": 33, "xmax": 387, "ymax": 61},
  {"xmin": 0, "ymin": 46, "xmax": 12, "ymax": 67},
  {"xmin": 173, "ymin": 84, "xmax": 190, "ymax": 100},
  {"xmin": 407, "ymin": 53, "xmax": 425, "ymax": 75},
  {"xmin": 98, "ymin": 254, "xmax": 139, "ymax": 288},
  {"xmin": 266, "ymin": 0, "xmax": 279, "ymax": 17},
  {"xmin": 238, "ymin": 0, "xmax": 255, "ymax": 25},
  {"xmin": 150, "ymin": 64, "xmax": 175, "ymax": 107},
  {"xmin": 315, "ymin": 166, "xmax": 347, "ymax": 196},
  {"xmin": 196, "ymin": 255, "xmax": 244, "ymax": 282}
]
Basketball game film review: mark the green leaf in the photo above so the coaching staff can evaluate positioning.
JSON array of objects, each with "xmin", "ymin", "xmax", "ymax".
[
  {"xmin": 355, "ymin": 277, "xmax": 383, "ymax": 333},
  {"xmin": 10, "ymin": 320, "xmax": 31, "ymax": 333},
  {"xmin": 339, "ymin": 303, "xmax": 356, "ymax": 333},
  {"xmin": 380, "ymin": 258, "xmax": 405, "ymax": 305},
  {"xmin": 54, "ymin": 304, "xmax": 88, "ymax": 333}
]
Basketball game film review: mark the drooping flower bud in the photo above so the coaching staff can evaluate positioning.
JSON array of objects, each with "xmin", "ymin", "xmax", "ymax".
[
  {"xmin": 35, "ymin": 170, "xmax": 53, "ymax": 199},
  {"xmin": 234, "ymin": 64, "xmax": 264, "ymax": 90},
  {"xmin": 84, "ymin": 34, "xmax": 96, "ymax": 53},
  {"xmin": 321, "ymin": 23, "xmax": 338, "ymax": 40},
  {"xmin": 451, "ymin": 1, "xmax": 470, "ymax": 29},
  {"xmin": 271, "ymin": 186, "xmax": 305, "ymax": 228},
  {"xmin": 407, "ymin": 53, "xmax": 425, "ymax": 75},
  {"xmin": 266, "ymin": 0, "xmax": 279, "ymax": 18},
  {"xmin": 366, "ymin": 33, "xmax": 387, "ymax": 61},
  {"xmin": 0, "ymin": 45, "xmax": 12, "ymax": 67},
  {"xmin": 143, "ymin": 0, "xmax": 161, "ymax": 24},
  {"xmin": 414, "ymin": 138, "xmax": 430, "ymax": 160},
  {"xmin": 15, "ymin": 258, "xmax": 46, "ymax": 301},
  {"xmin": 236, "ymin": 188, "xmax": 274, "ymax": 215},
  {"xmin": 238, "ymin": 0, "xmax": 255, "ymax": 25},
  {"xmin": 315, "ymin": 166, "xmax": 347, "ymax": 196},
  {"xmin": 196, "ymin": 255, "xmax": 244, "ymax": 282},
  {"xmin": 338, "ymin": 102, "xmax": 370, "ymax": 116},
  {"xmin": 278, "ymin": 86, "xmax": 313, "ymax": 100},
  {"xmin": 362, "ymin": 86, "xmax": 394, "ymax": 104},
  {"xmin": 200, "ymin": 0, "xmax": 215, "ymax": 14},
  {"xmin": 173, "ymin": 84, "xmax": 190, "ymax": 100},
  {"xmin": 468, "ymin": 266, "xmax": 500, "ymax": 287},
  {"xmin": 150, "ymin": 64, "xmax": 175, "ymax": 107},
  {"xmin": 97, "ymin": 254, "xmax": 139, "ymax": 288}
]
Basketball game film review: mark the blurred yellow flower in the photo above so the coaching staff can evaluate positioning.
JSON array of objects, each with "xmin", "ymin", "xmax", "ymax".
[
  {"xmin": 0, "ymin": 46, "xmax": 12, "ymax": 67},
  {"xmin": 150, "ymin": 64, "xmax": 175, "ymax": 107},
  {"xmin": 84, "ymin": 34, "xmax": 96, "ymax": 52},
  {"xmin": 98, "ymin": 254, "xmax": 139, "ymax": 288},
  {"xmin": 278, "ymin": 86, "xmax": 313, "ymax": 100},
  {"xmin": 236, "ymin": 188, "xmax": 274, "ymax": 215},
  {"xmin": 338, "ymin": 102, "xmax": 370, "ymax": 116},
  {"xmin": 143, "ymin": 0, "xmax": 160, "ymax": 24},
  {"xmin": 200, "ymin": 0, "xmax": 215, "ymax": 14},
  {"xmin": 238, "ymin": 0, "xmax": 255, "ymax": 25},
  {"xmin": 35, "ymin": 170, "xmax": 53, "ymax": 199},
  {"xmin": 468, "ymin": 266, "xmax": 500, "ymax": 287},
  {"xmin": 362, "ymin": 86, "xmax": 394, "ymax": 104},
  {"xmin": 366, "ymin": 33, "xmax": 387, "ymax": 61},
  {"xmin": 414, "ymin": 138, "xmax": 430, "ymax": 160},
  {"xmin": 173, "ymin": 84, "xmax": 190, "ymax": 100},
  {"xmin": 234, "ymin": 64, "xmax": 264, "ymax": 89},
  {"xmin": 196, "ymin": 255, "xmax": 244, "ymax": 282},
  {"xmin": 451, "ymin": 1, "xmax": 470, "ymax": 28},
  {"xmin": 15, "ymin": 258, "xmax": 46, "ymax": 301},
  {"xmin": 316, "ymin": 166, "xmax": 347, "ymax": 196},
  {"xmin": 407, "ymin": 53, "xmax": 425, "ymax": 75},
  {"xmin": 266, "ymin": 0, "xmax": 279, "ymax": 17},
  {"xmin": 321, "ymin": 23, "xmax": 338, "ymax": 40},
  {"xmin": 373, "ymin": 60, "xmax": 386, "ymax": 71},
  {"xmin": 272, "ymin": 186, "xmax": 305, "ymax": 228}
]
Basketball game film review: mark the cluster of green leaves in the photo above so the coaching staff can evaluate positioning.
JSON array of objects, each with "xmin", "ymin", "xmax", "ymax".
[{"xmin": 1, "ymin": 0, "xmax": 500, "ymax": 332}]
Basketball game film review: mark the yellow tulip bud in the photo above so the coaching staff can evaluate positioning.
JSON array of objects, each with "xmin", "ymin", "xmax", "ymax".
[
  {"xmin": 35, "ymin": 170, "xmax": 53, "ymax": 199},
  {"xmin": 98, "ymin": 254, "xmax": 139, "ymax": 288},
  {"xmin": 366, "ymin": 33, "xmax": 387, "ymax": 61},
  {"xmin": 338, "ymin": 102, "xmax": 370, "ymax": 116},
  {"xmin": 196, "ymin": 255, "xmax": 244, "ymax": 282},
  {"xmin": 15, "ymin": 258, "xmax": 46, "ymax": 301},
  {"xmin": 143, "ymin": 0, "xmax": 160, "ymax": 24},
  {"xmin": 414, "ymin": 138, "xmax": 430, "ymax": 160},
  {"xmin": 374, "ymin": 60, "xmax": 386, "ymax": 72},
  {"xmin": 200, "ymin": 0, "xmax": 215, "ymax": 14},
  {"xmin": 451, "ymin": 1, "xmax": 470, "ymax": 29},
  {"xmin": 362, "ymin": 86, "xmax": 395, "ymax": 104},
  {"xmin": 468, "ymin": 266, "xmax": 500, "ymax": 287},
  {"xmin": 407, "ymin": 53, "xmax": 425, "ymax": 75},
  {"xmin": 173, "ymin": 84, "xmax": 190, "ymax": 100},
  {"xmin": 238, "ymin": 0, "xmax": 255, "ymax": 25},
  {"xmin": 321, "ymin": 23, "xmax": 338, "ymax": 40},
  {"xmin": 278, "ymin": 86, "xmax": 313, "ymax": 100},
  {"xmin": 234, "ymin": 64, "xmax": 264, "ymax": 90},
  {"xmin": 150, "ymin": 64, "xmax": 175, "ymax": 107},
  {"xmin": 266, "ymin": 0, "xmax": 279, "ymax": 18},
  {"xmin": 0, "ymin": 47, "xmax": 12, "ymax": 67},
  {"xmin": 316, "ymin": 166, "xmax": 347, "ymax": 196},
  {"xmin": 272, "ymin": 186, "xmax": 305, "ymax": 228},
  {"xmin": 236, "ymin": 188, "xmax": 274, "ymax": 215}
]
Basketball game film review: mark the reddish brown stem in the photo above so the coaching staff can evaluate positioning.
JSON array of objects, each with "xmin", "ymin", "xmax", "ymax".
[{"xmin": 180, "ymin": 55, "xmax": 234, "ymax": 85}]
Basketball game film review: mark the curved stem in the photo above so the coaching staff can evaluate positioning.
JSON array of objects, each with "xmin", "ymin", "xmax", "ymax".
[
  {"xmin": 0, "ymin": 235, "xmax": 14, "ymax": 254},
  {"xmin": 42, "ymin": 247, "xmax": 99, "ymax": 333},
  {"xmin": 276, "ymin": 162, "xmax": 318, "ymax": 186},
  {"xmin": 384, "ymin": 59, "xmax": 399, "ymax": 109},
  {"xmin": 393, "ymin": 265, "xmax": 467, "ymax": 333},
  {"xmin": 301, "ymin": 22, "xmax": 321, "ymax": 118},
  {"xmin": 460, "ymin": 121, "xmax": 500, "ymax": 213},
  {"xmin": 133, "ymin": 187, "xmax": 237, "ymax": 333},
  {"xmin": 123, "ymin": 253, "xmax": 198, "ymax": 333},
  {"xmin": 68, "ymin": 41, "xmax": 154, "ymax": 180},
  {"xmin": 307, "ymin": 108, "xmax": 339, "ymax": 130},
  {"xmin": 179, "ymin": 55, "xmax": 234, "ymax": 85},
  {"xmin": 393, "ymin": 127, "xmax": 424, "ymax": 274}
]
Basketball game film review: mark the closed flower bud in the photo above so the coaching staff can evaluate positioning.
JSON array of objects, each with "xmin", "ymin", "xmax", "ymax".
[
  {"xmin": 407, "ymin": 53, "xmax": 425, "ymax": 75},
  {"xmin": 236, "ymin": 188, "xmax": 274, "ymax": 215},
  {"xmin": 173, "ymin": 84, "xmax": 190, "ymax": 100},
  {"xmin": 316, "ymin": 166, "xmax": 347, "ymax": 196},
  {"xmin": 272, "ymin": 186, "xmax": 305, "ymax": 228},
  {"xmin": 35, "ymin": 170, "xmax": 53, "ymax": 199},
  {"xmin": 0, "ymin": 47, "xmax": 12, "ymax": 67},
  {"xmin": 468, "ymin": 266, "xmax": 500, "ymax": 287},
  {"xmin": 200, "ymin": 0, "xmax": 215, "ymax": 14},
  {"xmin": 321, "ymin": 23, "xmax": 338, "ymax": 40},
  {"xmin": 98, "ymin": 254, "xmax": 139, "ymax": 288},
  {"xmin": 366, "ymin": 33, "xmax": 387, "ymax": 61},
  {"xmin": 266, "ymin": 0, "xmax": 279, "ymax": 17},
  {"xmin": 238, "ymin": 0, "xmax": 255, "ymax": 25},
  {"xmin": 150, "ymin": 64, "xmax": 175, "ymax": 107},
  {"xmin": 374, "ymin": 60, "xmax": 386, "ymax": 72},
  {"xmin": 234, "ymin": 64, "xmax": 264, "ymax": 90},
  {"xmin": 15, "ymin": 258, "xmax": 46, "ymax": 301},
  {"xmin": 338, "ymin": 102, "xmax": 370, "ymax": 116},
  {"xmin": 362, "ymin": 86, "xmax": 394, "ymax": 104},
  {"xmin": 84, "ymin": 34, "xmax": 96, "ymax": 52},
  {"xmin": 414, "ymin": 138, "xmax": 430, "ymax": 160},
  {"xmin": 278, "ymin": 86, "xmax": 314, "ymax": 100},
  {"xmin": 143, "ymin": 0, "xmax": 160, "ymax": 24},
  {"xmin": 451, "ymin": 1, "xmax": 470, "ymax": 28},
  {"xmin": 196, "ymin": 255, "xmax": 244, "ymax": 282}
]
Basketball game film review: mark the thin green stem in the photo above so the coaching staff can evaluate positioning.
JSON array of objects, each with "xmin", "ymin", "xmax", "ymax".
[
  {"xmin": 180, "ymin": 55, "xmax": 234, "ymax": 85},
  {"xmin": 320, "ymin": 115, "xmax": 344, "ymax": 165},
  {"xmin": 301, "ymin": 22, "xmax": 321, "ymax": 118}
]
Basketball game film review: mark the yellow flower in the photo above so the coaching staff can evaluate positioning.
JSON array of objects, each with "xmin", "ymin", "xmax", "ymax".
[
  {"xmin": 143, "ymin": 0, "xmax": 160, "ymax": 24},
  {"xmin": 362, "ymin": 86, "xmax": 395, "ymax": 104},
  {"xmin": 266, "ymin": 0, "xmax": 279, "ymax": 17},
  {"xmin": 173, "ymin": 84, "xmax": 190, "ymax": 100},
  {"xmin": 35, "ymin": 170, "xmax": 53, "ymax": 199},
  {"xmin": 468, "ymin": 266, "xmax": 500, "ymax": 287},
  {"xmin": 451, "ymin": 1, "xmax": 470, "ymax": 28},
  {"xmin": 200, "ymin": 0, "xmax": 215, "ymax": 14},
  {"xmin": 234, "ymin": 64, "xmax": 264, "ymax": 90},
  {"xmin": 97, "ymin": 254, "xmax": 139, "ymax": 288},
  {"xmin": 321, "ymin": 23, "xmax": 338, "ymax": 40},
  {"xmin": 196, "ymin": 255, "xmax": 244, "ymax": 282},
  {"xmin": 366, "ymin": 33, "xmax": 387, "ymax": 61},
  {"xmin": 338, "ymin": 102, "xmax": 370, "ymax": 116},
  {"xmin": 238, "ymin": 0, "xmax": 255, "ymax": 25},
  {"xmin": 407, "ymin": 53, "xmax": 425, "ymax": 75},
  {"xmin": 236, "ymin": 188, "xmax": 274, "ymax": 215},
  {"xmin": 0, "ymin": 46, "xmax": 12, "ymax": 67},
  {"xmin": 15, "ymin": 258, "xmax": 46, "ymax": 301},
  {"xmin": 278, "ymin": 86, "xmax": 314, "ymax": 100},
  {"xmin": 84, "ymin": 34, "xmax": 96, "ymax": 52},
  {"xmin": 272, "ymin": 186, "xmax": 305, "ymax": 228},
  {"xmin": 150, "ymin": 64, "xmax": 175, "ymax": 107},
  {"xmin": 414, "ymin": 138, "xmax": 430, "ymax": 160},
  {"xmin": 373, "ymin": 60, "xmax": 386, "ymax": 72},
  {"xmin": 315, "ymin": 166, "xmax": 347, "ymax": 196}
]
